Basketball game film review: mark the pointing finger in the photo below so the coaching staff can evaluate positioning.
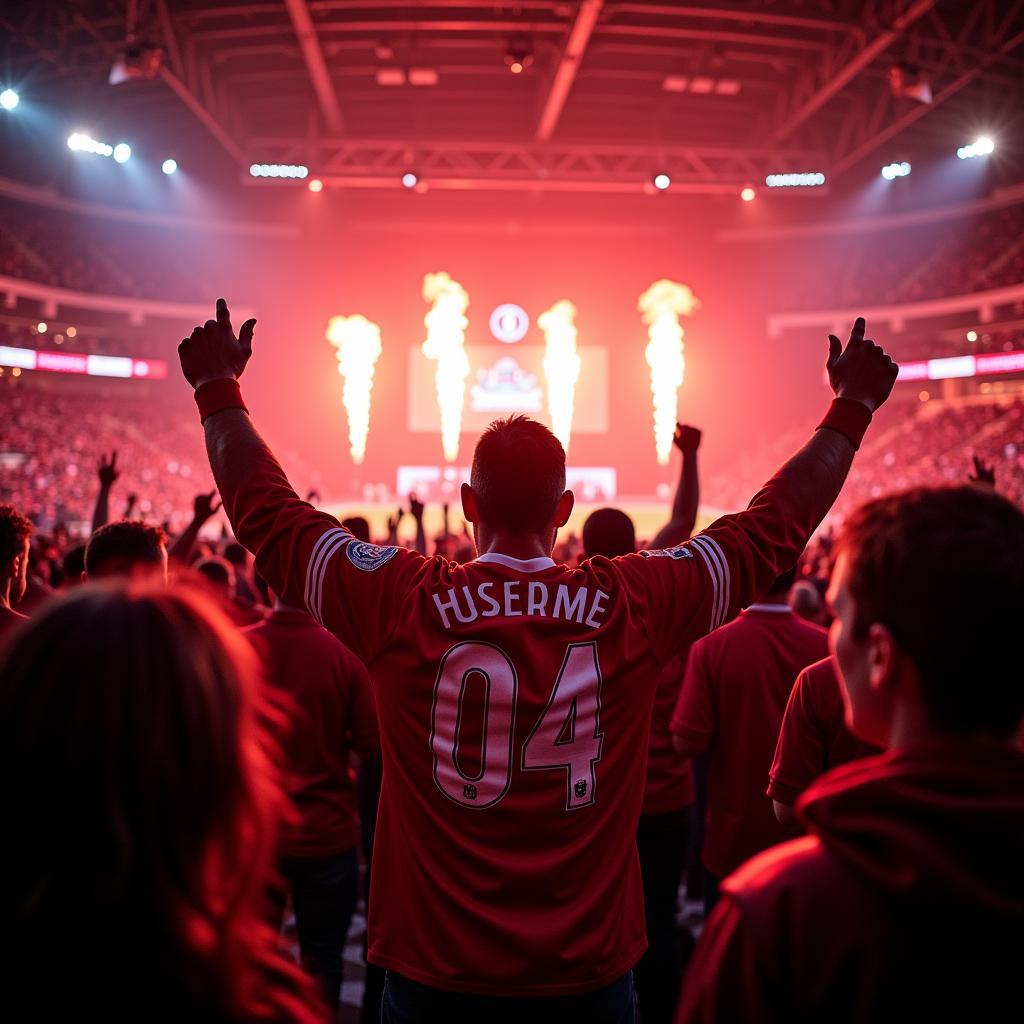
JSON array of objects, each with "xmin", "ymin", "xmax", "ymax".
[
  {"xmin": 216, "ymin": 297, "xmax": 232, "ymax": 333},
  {"xmin": 848, "ymin": 317, "xmax": 866, "ymax": 345}
]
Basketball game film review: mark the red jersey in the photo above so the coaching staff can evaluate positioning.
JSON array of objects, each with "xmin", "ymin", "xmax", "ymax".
[
  {"xmin": 670, "ymin": 607, "xmax": 827, "ymax": 877},
  {"xmin": 677, "ymin": 742, "xmax": 1024, "ymax": 1024},
  {"xmin": 643, "ymin": 650, "xmax": 695, "ymax": 815},
  {"xmin": 246, "ymin": 607, "xmax": 378, "ymax": 858},
  {"xmin": 216, "ymin": 417, "xmax": 845, "ymax": 996},
  {"xmin": 767, "ymin": 657, "xmax": 879, "ymax": 806}
]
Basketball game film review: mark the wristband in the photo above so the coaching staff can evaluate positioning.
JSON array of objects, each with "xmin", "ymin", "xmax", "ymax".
[
  {"xmin": 816, "ymin": 397, "xmax": 872, "ymax": 450},
  {"xmin": 195, "ymin": 378, "xmax": 248, "ymax": 423}
]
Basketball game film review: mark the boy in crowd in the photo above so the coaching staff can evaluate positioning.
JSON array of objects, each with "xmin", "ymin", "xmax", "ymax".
[{"xmin": 677, "ymin": 485, "xmax": 1024, "ymax": 1023}]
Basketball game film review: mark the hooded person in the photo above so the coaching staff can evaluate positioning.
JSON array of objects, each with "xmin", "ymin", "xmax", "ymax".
[{"xmin": 676, "ymin": 485, "xmax": 1024, "ymax": 1024}]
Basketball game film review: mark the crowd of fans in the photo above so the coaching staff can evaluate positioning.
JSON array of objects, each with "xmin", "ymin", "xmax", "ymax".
[
  {"xmin": 0, "ymin": 319, "xmax": 169, "ymax": 358},
  {"xmin": 780, "ymin": 200, "xmax": 1024, "ymax": 311},
  {"xmin": 0, "ymin": 197, "xmax": 208, "ymax": 301},
  {"xmin": 0, "ymin": 382, "xmax": 321, "ymax": 534},
  {"xmin": 2, "ymin": 300, "xmax": 1020, "ymax": 1023},
  {"xmin": 705, "ymin": 393, "xmax": 1024, "ymax": 515}
]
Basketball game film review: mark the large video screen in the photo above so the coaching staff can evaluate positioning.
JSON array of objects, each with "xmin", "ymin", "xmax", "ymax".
[{"xmin": 407, "ymin": 344, "xmax": 609, "ymax": 434}]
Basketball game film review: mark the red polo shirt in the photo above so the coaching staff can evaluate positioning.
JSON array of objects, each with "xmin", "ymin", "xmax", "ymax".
[
  {"xmin": 643, "ymin": 649, "xmax": 696, "ymax": 815},
  {"xmin": 670, "ymin": 606, "xmax": 828, "ymax": 877},
  {"xmin": 768, "ymin": 657, "xmax": 880, "ymax": 805},
  {"xmin": 246, "ymin": 606, "xmax": 379, "ymax": 858}
]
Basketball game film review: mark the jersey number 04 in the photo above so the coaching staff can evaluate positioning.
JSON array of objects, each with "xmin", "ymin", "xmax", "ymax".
[{"xmin": 430, "ymin": 641, "xmax": 605, "ymax": 811}]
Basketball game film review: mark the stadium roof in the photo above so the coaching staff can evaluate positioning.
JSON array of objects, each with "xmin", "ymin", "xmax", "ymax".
[{"xmin": 3, "ymin": 1, "xmax": 1023, "ymax": 192}]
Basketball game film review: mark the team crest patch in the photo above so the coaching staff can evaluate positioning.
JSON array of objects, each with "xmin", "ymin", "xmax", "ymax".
[
  {"xmin": 345, "ymin": 541, "xmax": 399, "ymax": 572},
  {"xmin": 639, "ymin": 546, "xmax": 693, "ymax": 560}
]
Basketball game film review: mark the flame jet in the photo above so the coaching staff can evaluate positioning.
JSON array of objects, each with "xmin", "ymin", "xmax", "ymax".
[
  {"xmin": 422, "ymin": 272, "xmax": 470, "ymax": 462},
  {"xmin": 538, "ymin": 299, "xmax": 581, "ymax": 455},
  {"xmin": 637, "ymin": 280, "xmax": 699, "ymax": 465},
  {"xmin": 325, "ymin": 314, "xmax": 382, "ymax": 464}
]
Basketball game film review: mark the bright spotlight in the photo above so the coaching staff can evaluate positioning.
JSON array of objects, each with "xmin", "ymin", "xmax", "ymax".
[
  {"xmin": 740, "ymin": 185, "xmax": 755, "ymax": 202},
  {"xmin": 0, "ymin": 88, "xmax": 18, "ymax": 111},
  {"xmin": 248, "ymin": 163, "xmax": 308, "ymax": 179},
  {"xmin": 68, "ymin": 132, "xmax": 114, "ymax": 157},
  {"xmin": 161, "ymin": 158, "xmax": 178, "ymax": 175},
  {"xmin": 764, "ymin": 171, "xmax": 826, "ymax": 187},
  {"xmin": 966, "ymin": 330, "xmax": 978, "ymax": 342},
  {"xmin": 308, "ymin": 178, "xmax": 323, "ymax": 192},
  {"xmin": 401, "ymin": 171, "xmax": 419, "ymax": 189},
  {"xmin": 112, "ymin": 143, "xmax": 131, "ymax": 163},
  {"xmin": 957, "ymin": 136, "xmax": 995, "ymax": 160},
  {"xmin": 653, "ymin": 172, "xmax": 671, "ymax": 191},
  {"xmin": 36, "ymin": 322, "xmax": 48, "ymax": 334},
  {"xmin": 881, "ymin": 161, "xmax": 911, "ymax": 180}
]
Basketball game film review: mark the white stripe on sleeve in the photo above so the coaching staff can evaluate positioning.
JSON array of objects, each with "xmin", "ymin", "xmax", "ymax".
[{"xmin": 689, "ymin": 536, "xmax": 723, "ymax": 631}]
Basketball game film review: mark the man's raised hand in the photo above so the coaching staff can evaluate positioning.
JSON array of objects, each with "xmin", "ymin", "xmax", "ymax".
[
  {"xmin": 193, "ymin": 490, "xmax": 222, "ymax": 523},
  {"xmin": 97, "ymin": 450, "xmax": 119, "ymax": 488},
  {"xmin": 826, "ymin": 317, "xmax": 899, "ymax": 413},
  {"xmin": 673, "ymin": 424, "xmax": 702, "ymax": 455},
  {"xmin": 178, "ymin": 298, "xmax": 257, "ymax": 390}
]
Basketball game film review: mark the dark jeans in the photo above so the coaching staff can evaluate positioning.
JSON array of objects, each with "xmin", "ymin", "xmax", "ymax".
[
  {"xmin": 381, "ymin": 970, "xmax": 637, "ymax": 1024},
  {"xmin": 634, "ymin": 807, "xmax": 692, "ymax": 1024},
  {"xmin": 703, "ymin": 872, "xmax": 723, "ymax": 919},
  {"xmin": 276, "ymin": 848, "xmax": 359, "ymax": 1013}
]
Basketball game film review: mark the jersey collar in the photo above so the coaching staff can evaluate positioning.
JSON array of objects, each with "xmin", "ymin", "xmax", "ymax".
[
  {"xmin": 745, "ymin": 603, "xmax": 793, "ymax": 613},
  {"xmin": 475, "ymin": 552, "xmax": 557, "ymax": 573}
]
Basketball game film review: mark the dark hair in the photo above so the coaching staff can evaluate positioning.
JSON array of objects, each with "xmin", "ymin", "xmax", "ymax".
[
  {"xmin": 471, "ymin": 415, "xmax": 566, "ymax": 533},
  {"xmin": 0, "ymin": 503, "xmax": 33, "ymax": 565},
  {"xmin": 0, "ymin": 583, "xmax": 321, "ymax": 1019},
  {"xmin": 85, "ymin": 521, "xmax": 167, "ymax": 578},
  {"xmin": 196, "ymin": 556, "xmax": 234, "ymax": 590},
  {"xmin": 582, "ymin": 508, "xmax": 636, "ymax": 559},
  {"xmin": 766, "ymin": 566, "xmax": 799, "ymax": 596},
  {"xmin": 61, "ymin": 543, "xmax": 87, "ymax": 585},
  {"xmin": 837, "ymin": 485, "xmax": 1024, "ymax": 738},
  {"xmin": 342, "ymin": 516, "xmax": 371, "ymax": 543},
  {"xmin": 223, "ymin": 542, "xmax": 249, "ymax": 568}
]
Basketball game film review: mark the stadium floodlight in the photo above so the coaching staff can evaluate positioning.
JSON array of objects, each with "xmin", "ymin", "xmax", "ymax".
[
  {"xmin": 249, "ymin": 163, "xmax": 308, "ymax": 179},
  {"xmin": 308, "ymin": 178, "xmax": 324, "ymax": 192},
  {"xmin": 401, "ymin": 171, "xmax": 419, "ymax": 189},
  {"xmin": 957, "ymin": 136, "xmax": 995, "ymax": 160},
  {"xmin": 0, "ymin": 88, "xmax": 18, "ymax": 111},
  {"xmin": 67, "ymin": 132, "xmax": 114, "ymax": 157},
  {"xmin": 764, "ymin": 172, "xmax": 826, "ymax": 187},
  {"xmin": 881, "ymin": 161, "xmax": 911, "ymax": 180},
  {"xmin": 740, "ymin": 186, "xmax": 756, "ymax": 202},
  {"xmin": 161, "ymin": 158, "xmax": 178, "ymax": 175},
  {"xmin": 652, "ymin": 172, "xmax": 671, "ymax": 191},
  {"xmin": 113, "ymin": 142, "xmax": 132, "ymax": 164}
]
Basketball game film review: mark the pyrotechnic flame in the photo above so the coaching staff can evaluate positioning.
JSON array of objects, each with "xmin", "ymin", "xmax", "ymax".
[
  {"xmin": 422, "ymin": 272, "xmax": 470, "ymax": 462},
  {"xmin": 325, "ymin": 314, "xmax": 382, "ymax": 464},
  {"xmin": 539, "ymin": 299, "xmax": 581, "ymax": 455},
  {"xmin": 638, "ymin": 280, "xmax": 699, "ymax": 465}
]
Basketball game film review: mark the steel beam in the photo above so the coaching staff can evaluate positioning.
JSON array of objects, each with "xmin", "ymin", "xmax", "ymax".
[
  {"xmin": 536, "ymin": 0, "xmax": 603, "ymax": 141},
  {"xmin": 282, "ymin": 0, "xmax": 345, "ymax": 134}
]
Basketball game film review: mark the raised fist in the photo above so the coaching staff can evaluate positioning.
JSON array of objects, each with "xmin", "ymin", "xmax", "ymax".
[
  {"xmin": 826, "ymin": 317, "xmax": 899, "ymax": 413},
  {"xmin": 409, "ymin": 493, "xmax": 425, "ymax": 520},
  {"xmin": 178, "ymin": 298, "xmax": 256, "ymax": 390},
  {"xmin": 673, "ymin": 424, "xmax": 702, "ymax": 455}
]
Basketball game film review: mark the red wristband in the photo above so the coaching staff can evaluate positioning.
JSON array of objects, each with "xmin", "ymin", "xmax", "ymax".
[
  {"xmin": 816, "ymin": 397, "xmax": 872, "ymax": 450},
  {"xmin": 195, "ymin": 378, "xmax": 248, "ymax": 422}
]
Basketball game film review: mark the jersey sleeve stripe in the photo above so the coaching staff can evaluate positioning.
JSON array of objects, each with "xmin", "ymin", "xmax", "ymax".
[
  {"xmin": 305, "ymin": 528, "xmax": 343, "ymax": 618},
  {"xmin": 312, "ymin": 530, "xmax": 352, "ymax": 625},
  {"xmin": 697, "ymin": 534, "xmax": 731, "ymax": 628},
  {"xmin": 689, "ymin": 536, "xmax": 723, "ymax": 631}
]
